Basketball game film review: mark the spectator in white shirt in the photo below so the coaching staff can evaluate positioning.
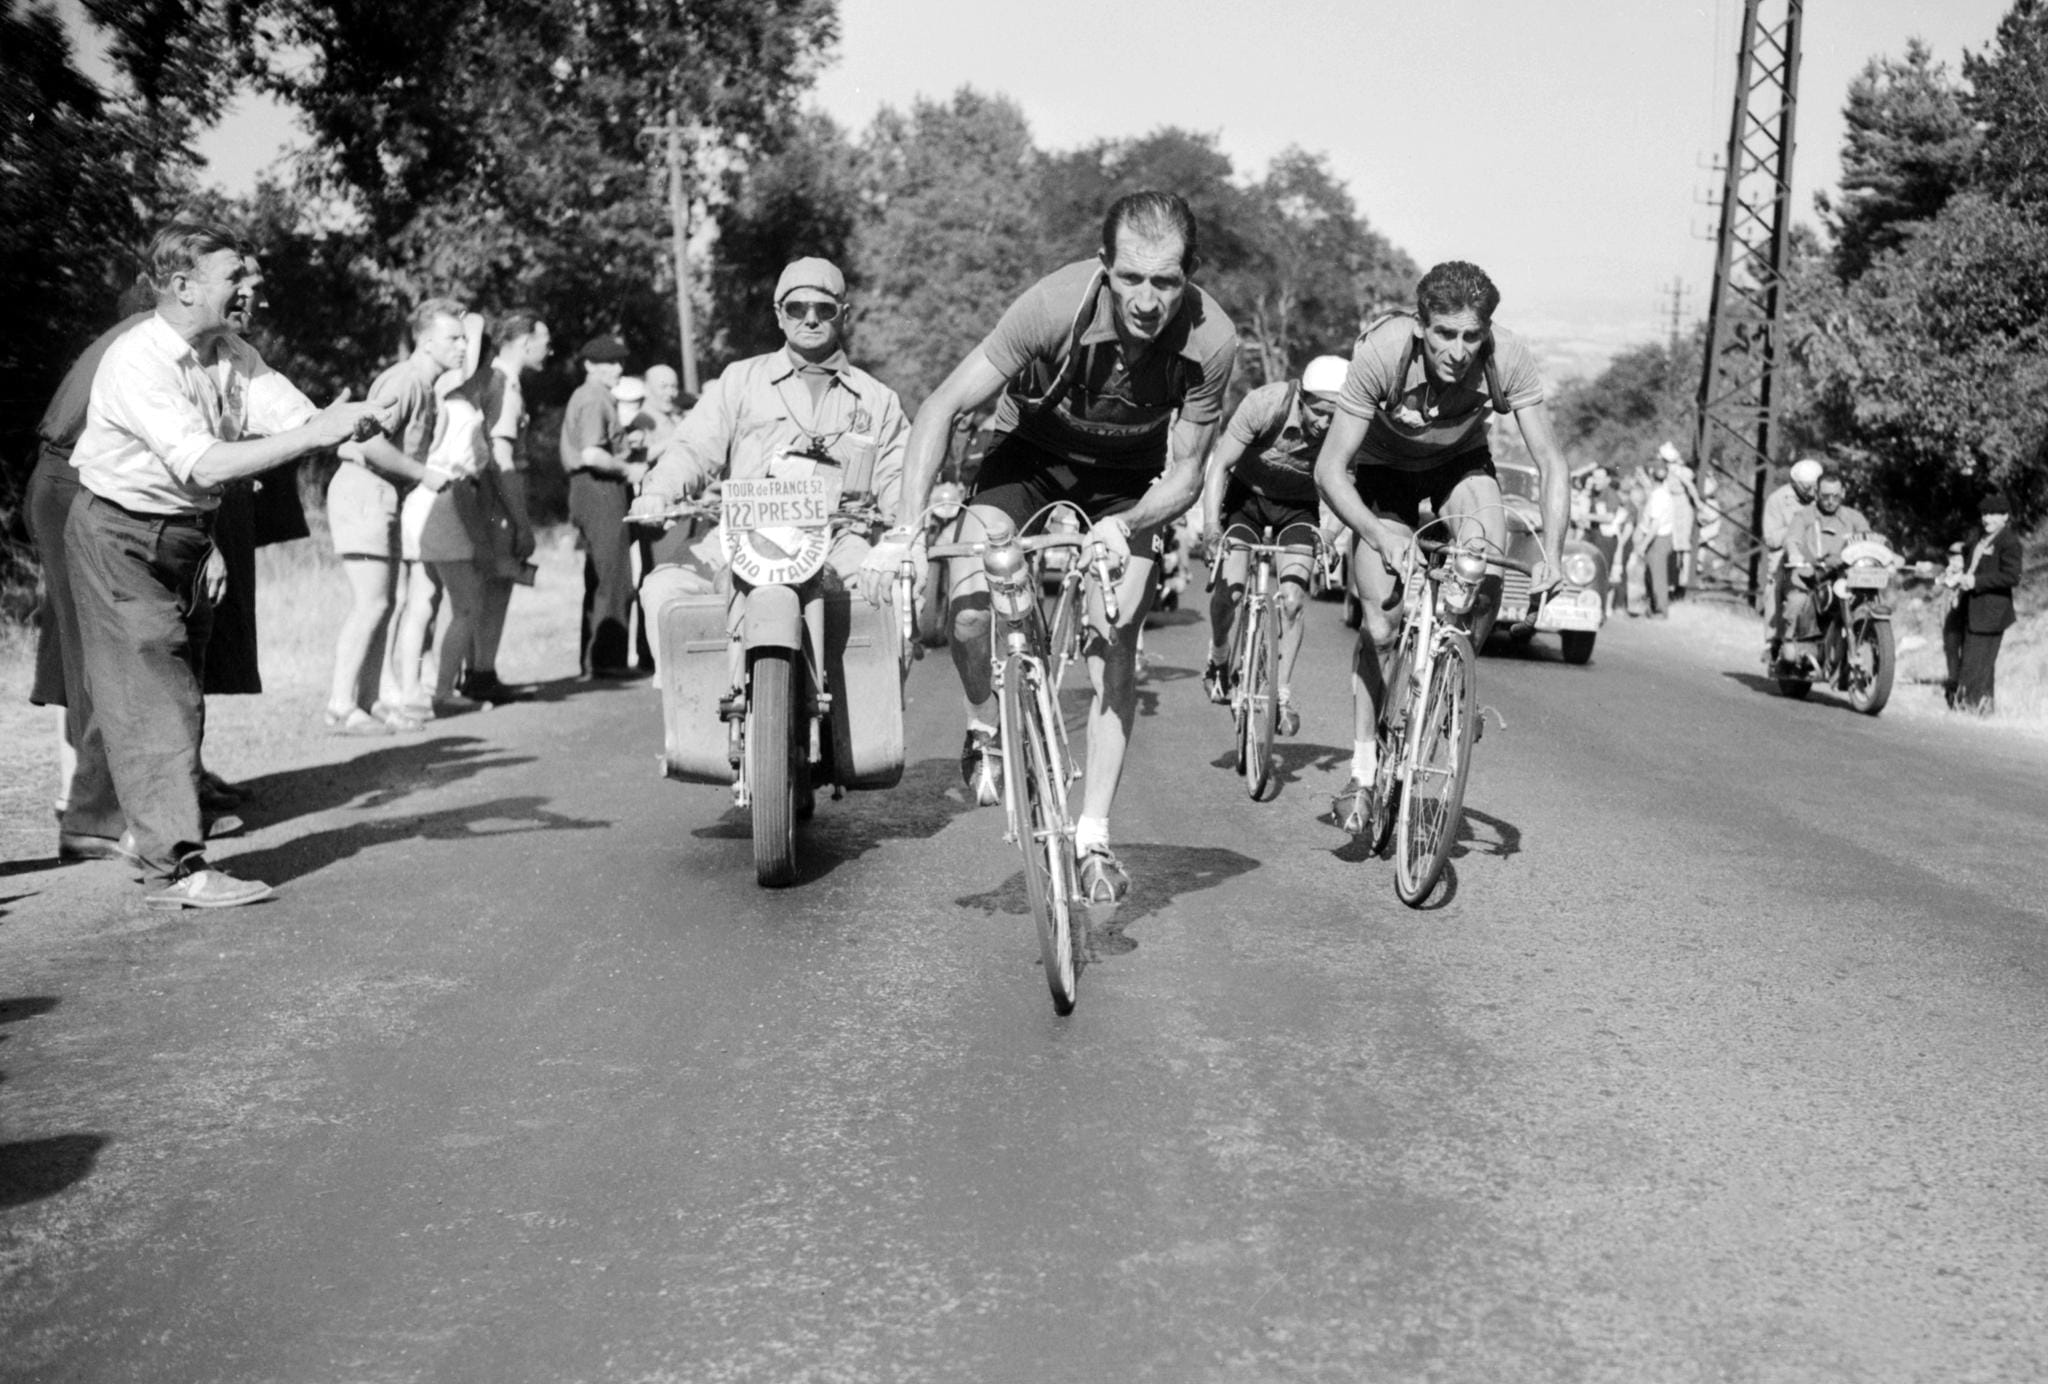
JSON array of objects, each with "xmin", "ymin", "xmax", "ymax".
[
  {"xmin": 1641, "ymin": 459, "xmax": 1677, "ymax": 619},
  {"xmin": 66, "ymin": 220, "xmax": 384, "ymax": 909}
]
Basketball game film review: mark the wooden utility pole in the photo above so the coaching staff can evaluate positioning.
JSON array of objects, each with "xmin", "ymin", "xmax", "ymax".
[{"xmin": 641, "ymin": 116, "xmax": 701, "ymax": 395}]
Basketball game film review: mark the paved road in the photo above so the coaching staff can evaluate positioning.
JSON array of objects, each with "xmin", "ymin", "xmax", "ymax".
[{"xmin": 3, "ymin": 601, "xmax": 2045, "ymax": 1382}]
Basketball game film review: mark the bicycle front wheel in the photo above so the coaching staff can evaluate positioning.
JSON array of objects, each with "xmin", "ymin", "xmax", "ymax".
[
  {"xmin": 1243, "ymin": 595, "xmax": 1278, "ymax": 800},
  {"xmin": 1394, "ymin": 628, "xmax": 1476, "ymax": 906},
  {"xmin": 1002, "ymin": 654, "xmax": 1080, "ymax": 1014}
]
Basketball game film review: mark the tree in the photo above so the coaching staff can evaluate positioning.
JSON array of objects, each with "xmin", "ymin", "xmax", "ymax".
[
  {"xmin": 1820, "ymin": 39, "xmax": 1976, "ymax": 280},
  {"xmin": 0, "ymin": 1, "xmax": 148, "ymax": 472},
  {"xmin": 235, "ymin": 0, "xmax": 838, "ymax": 361},
  {"xmin": 707, "ymin": 112, "xmax": 861, "ymax": 367},
  {"xmin": 1232, "ymin": 148, "xmax": 1414, "ymax": 386},
  {"xmin": 1965, "ymin": 0, "xmax": 2048, "ymax": 210},
  {"xmin": 848, "ymin": 88, "xmax": 1050, "ymax": 409},
  {"xmin": 1788, "ymin": 193, "xmax": 2048, "ymax": 542}
]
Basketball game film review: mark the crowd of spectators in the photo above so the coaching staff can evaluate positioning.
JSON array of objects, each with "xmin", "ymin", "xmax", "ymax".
[{"xmin": 24, "ymin": 216, "xmax": 699, "ymax": 908}]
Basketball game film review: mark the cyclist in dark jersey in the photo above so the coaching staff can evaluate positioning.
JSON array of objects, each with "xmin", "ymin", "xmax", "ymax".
[
  {"xmin": 1200, "ymin": 354, "xmax": 1350, "ymax": 737},
  {"xmin": 1314, "ymin": 262, "xmax": 1569, "ymax": 833},
  {"xmin": 859, "ymin": 191, "xmax": 1238, "ymax": 902}
]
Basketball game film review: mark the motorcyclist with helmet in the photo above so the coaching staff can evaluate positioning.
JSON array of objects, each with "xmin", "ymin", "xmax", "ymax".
[
  {"xmin": 1760, "ymin": 457, "xmax": 1824, "ymax": 662},
  {"xmin": 1200, "ymin": 353, "xmax": 1352, "ymax": 737},
  {"xmin": 1776, "ymin": 471, "xmax": 1871, "ymax": 671}
]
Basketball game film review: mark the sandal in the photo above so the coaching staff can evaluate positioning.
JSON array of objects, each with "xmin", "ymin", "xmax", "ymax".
[{"xmin": 1077, "ymin": 846, "xmax": 1131, "ymax": 904}]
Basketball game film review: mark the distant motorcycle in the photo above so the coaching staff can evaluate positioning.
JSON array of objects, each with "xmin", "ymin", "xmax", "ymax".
[{"xmin": 1769, "ymin": 537, "xmax": 1899, "ymax": 715}]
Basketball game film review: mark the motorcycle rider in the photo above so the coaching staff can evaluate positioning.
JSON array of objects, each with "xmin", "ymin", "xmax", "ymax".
[
  {"xmin": 1760, "ymin": 457, "xmax": 1824, "ymax": 660},
  {"xmin": 1777, "ymin": 472, "xmax": 1870, "ymax": 669},
  {"xmin": 629, "ymin": 257, "xmax": 910, "ymax": 613},
  {"xmin": 1201, "ymin": 353, "xmax": 1351, "ymax": 736}
]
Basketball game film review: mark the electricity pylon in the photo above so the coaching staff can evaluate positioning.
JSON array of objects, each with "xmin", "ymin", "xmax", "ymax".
[{"xmin": 1691, "ymin": 0, "xmax": 1804, "ymax": 603}]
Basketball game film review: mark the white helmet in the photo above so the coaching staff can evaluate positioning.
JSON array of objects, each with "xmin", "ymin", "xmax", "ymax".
[
  {"xmin": 1789, "ymin": 458, "xmax": 1824, "ymax": 487},
  {"xmin": 1301, "ymin": 354, "xmax": 1349, "ymax": 400}
]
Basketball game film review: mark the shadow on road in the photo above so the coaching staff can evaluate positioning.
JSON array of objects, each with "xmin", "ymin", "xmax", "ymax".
[
  {"xmin": 691, "ymin": 757, "xmax": 979, "ymax": 885},
  {"xmin": 953, "ymin": 843, "xmax": 1259, "ymax": 962},
  {"xmin": 222, "ymin": 795, "xmax": 609, "ymax": 886},
  {"xmin": 1721, "ymin": 669, "xmax": 1842, "ymax": 708},
  {"xmin": 0, "ymin": 999, "xmax": 102, "ymax": 1208},
  {"xmin": 0, "ymin": 1134, "xmax": 108, "ymax": 1208},
  {"xmin": 1453, "ymin": 806, "xmax": 1521, "ymax": 861},
  {"xmin": 234, "ymin": 735, "xmax": 535, "ymax": 831}
]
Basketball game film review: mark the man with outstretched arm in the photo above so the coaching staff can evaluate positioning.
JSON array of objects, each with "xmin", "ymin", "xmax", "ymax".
[
  {"xmin": 1314, "ymin": 261, "xmax": 1568, "ymax": 835},
  {"xmin": 1200, "ymin": 353, "xmax": 1351, "ymax": 737},
  {"xmin": 856, "ymin": 191, "xmax": 1238, "ymax": 903},
  {"xmin": 67, "ymin": 220, "xmax": 387, "ymax": 908}
]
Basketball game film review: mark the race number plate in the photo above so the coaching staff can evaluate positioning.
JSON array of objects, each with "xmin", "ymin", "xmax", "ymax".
[
  {"xmin": 1843, "ymin": 566, "xmax": 1891, "ymax": 590},
  {"xmin": 1535, "ymin": 588, "xmax": 1603, "ymax": 632},
  {"xmin": 720, "ymin": 474, "xmax": 842, "ymax": 587}
]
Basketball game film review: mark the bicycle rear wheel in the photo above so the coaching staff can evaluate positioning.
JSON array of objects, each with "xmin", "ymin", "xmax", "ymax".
[
  {"xmin": 1002, "ymin": 654, "xmax": 1080, "ymax": 1014},
  {"xmin": 1243, "ymin": 594, "xmax": 1278, "ymax": 800},
  {"xmin": 1394, "ymin": 629, "xmax": 1476, "ymax": 906}
]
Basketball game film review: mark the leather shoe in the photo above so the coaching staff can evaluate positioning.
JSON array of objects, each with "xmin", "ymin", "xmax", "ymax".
[{"xmin": 145, "ymin": 869, "xmax": 275, "ymax": 910}]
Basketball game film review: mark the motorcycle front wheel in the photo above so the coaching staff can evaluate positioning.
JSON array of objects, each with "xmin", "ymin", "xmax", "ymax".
[
  {"xmin": 747, "ymin": 650, "xmax": 800, "ymax": 888},
  {"xmin": 1846, "ymin": 615, "xmax": 1896, "ymax": 716}
]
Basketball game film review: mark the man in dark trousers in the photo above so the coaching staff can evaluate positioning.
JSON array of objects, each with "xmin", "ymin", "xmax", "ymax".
[
  {"xmin": 1952, "ymin": 490, "xmax": 2024, "ymax": 713},
  {"xmin": 560, "ymin": 334, "xmax": 648, "ymax": 677}
]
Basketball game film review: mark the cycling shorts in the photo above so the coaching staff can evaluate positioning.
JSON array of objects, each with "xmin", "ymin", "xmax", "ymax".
[
  {"xmin": 969, "ymin": 434, "xmax": 1167, "ymax": 560},
  {"xmin": 1221, "ymin": 483, "xmax": 1320, "ymax": 551},
  {"xmin": 1356, "ymin": 451, "xmax": 1498, "ymax": 530}
]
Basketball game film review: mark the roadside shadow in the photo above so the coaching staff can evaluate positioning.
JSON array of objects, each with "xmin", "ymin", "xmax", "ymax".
[
  {"xmin": 0, "ymin": 1134, "xmax": 108, "ymax": 1207},
  {"xmin": 952, "ymin": 843, "xmax": 1259, "ymax": 962},
  {"xmin": 691, "ymin": 757, "xmax": 980, "ymax": 884},
  {"xmin": 1143, "ymin": 609, "xmax": 1205, "ymax": 630},
  {"xmin": 1452, "ymin": 807, "xmax": 1521, "ymax": 861},
  {"xmin": 0, "ymin": 858, "xmax": 68, "ymax": 880},
  {"xmin": 1721, "ymin": 669, "xmax": 1821, "ymax": 701},
  {"xmin": 0, "ymin": 996, "xmax": 58, "ymax": 1027},
  {"xmin": 517, "ymin": 672, "xmax": 656, "ymax": 706},
  {"xmin": 234, "ymin": 736, "xmax": 534, "ymax": 831},
  {"xmin": 220, "ymin": 795, "xmax": 609, "ymax": 886}
]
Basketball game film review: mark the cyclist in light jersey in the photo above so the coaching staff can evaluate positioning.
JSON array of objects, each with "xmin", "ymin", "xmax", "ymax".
[
  {"xmin": 1314, "ymin": 262, "xmax": 1569, "ymax": 832},
  {"xmin": 1200, "ymin": 354, "xmax": 1351, "ymax": 736}
]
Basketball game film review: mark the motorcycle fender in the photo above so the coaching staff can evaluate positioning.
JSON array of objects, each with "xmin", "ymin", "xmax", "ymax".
[{"xmin": 742, "ymin": 583, "xmax": 804, "ymax": 651}]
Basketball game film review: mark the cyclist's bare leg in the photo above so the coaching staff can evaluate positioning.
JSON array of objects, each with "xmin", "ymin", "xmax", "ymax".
[
  {"xmin": 1275, "ymin": 544, "xmax": 1315, "ymax": 693},
  {"xmin": 1348, "ymin": 522, "xmax": 1407, "ymax": 750},
  {"xmin": 1079, "ymin": 554, "xmax": 1160, "ymax": 823},
  {"xmin": 1439, "ymin": 472, "xmax": 1510, "ymax": 648},
  {"xmin": 944, "ymin": 504, "xmax": 1009, "ymax": 714},
  {"xmin": 1206, "ymin": 539, "xmax": 1250, "ymax": 666}
]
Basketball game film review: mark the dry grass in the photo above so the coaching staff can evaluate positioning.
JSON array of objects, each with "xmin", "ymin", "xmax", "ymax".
[{"xmin": 0, "ymin": 527, "xmax": 591, "ymax": 861}]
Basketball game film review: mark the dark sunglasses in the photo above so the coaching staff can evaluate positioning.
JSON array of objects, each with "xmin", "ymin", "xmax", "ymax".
[{"xmin": 779, "ymin": 298, "xmax": 842, "ymax": 323}]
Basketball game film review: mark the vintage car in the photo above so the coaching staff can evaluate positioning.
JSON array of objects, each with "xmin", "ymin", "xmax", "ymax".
[{"xmin": 1493, "ymin": 457, "xmax": 1607, "ymax": 664}]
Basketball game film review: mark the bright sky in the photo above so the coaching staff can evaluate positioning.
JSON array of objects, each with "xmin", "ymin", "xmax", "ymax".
[{"xmin": 163, "ymin": 0, "xmax": 2014, "ymax": 375}]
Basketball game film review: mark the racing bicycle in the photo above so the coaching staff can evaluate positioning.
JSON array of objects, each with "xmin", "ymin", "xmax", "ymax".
[
  {"xmin": 907, "ymin": 496, "xmax": 1120, "ymax": 1014},
  {"xmin": 1209, "ymin": 527, "xmax": 1317, "ymax": 801},
  {"xmin": 1358, "ymin": 518, "xmax": 1535, "ymax": 906}
]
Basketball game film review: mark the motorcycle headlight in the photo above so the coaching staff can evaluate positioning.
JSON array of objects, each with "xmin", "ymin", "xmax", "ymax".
[{"xmin": 1562, "ymin": 552, "xmax": 1597, "ymax": 586}]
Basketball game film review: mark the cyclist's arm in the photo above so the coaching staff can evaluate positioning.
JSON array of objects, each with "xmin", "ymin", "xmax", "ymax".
[
  {"xmin": 1313, "ymin": 409, "xmax": 1402, "ymax": 562},
  {"xmin": 1511, "ymin": 400, "xmax": 1570, "ymax": 575},
  {"xmin": 1199, "ymin": 432, "xmax": 1249, "ymax": 537},
  {"xmin": 899, "ymin": 348, "xmax": 1009, "ymax": 521},
  {"xmin": 1115, "ymin": 415, "xmax": 1216, "ymax": 533}
]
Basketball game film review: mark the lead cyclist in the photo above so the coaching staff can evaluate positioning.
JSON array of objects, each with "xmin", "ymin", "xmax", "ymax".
[
  {"xmin": 857, "ymin": 191, "xmax": 1239, "ymax": 903},
  {"xmin": 1313, "ymin": 261, "xmax": 1570, "ymax": 833}
]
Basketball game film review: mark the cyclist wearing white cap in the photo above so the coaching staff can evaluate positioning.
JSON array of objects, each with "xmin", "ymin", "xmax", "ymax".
[{"xmin": 1200, "ymin": 353, "xmax": 1350, "ymax": 734}]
